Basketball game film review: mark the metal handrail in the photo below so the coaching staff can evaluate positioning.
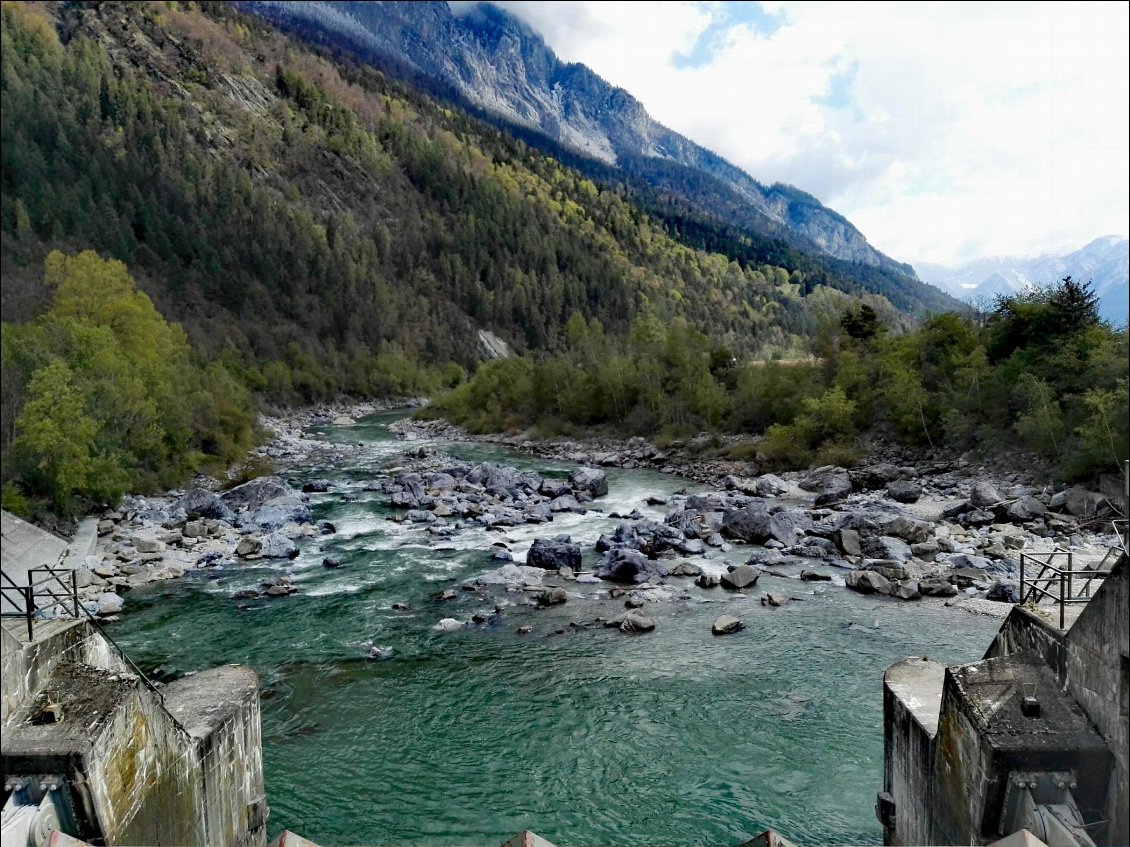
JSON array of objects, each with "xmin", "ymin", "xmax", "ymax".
[
  {"xmin": 2, "ymin": 564, "xmax": 185, "ymax": 731},
  {"xmin": 27, "ymin": 566, "xmax": 174, "ymax": 711},
  {"xmin": 1020, "ymin": 551, "xmax": 1115, "ymax": 630}
]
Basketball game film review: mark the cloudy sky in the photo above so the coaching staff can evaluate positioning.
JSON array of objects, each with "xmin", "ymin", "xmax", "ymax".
[{"xmin": 479, "ymin": 1, "xmax": 1128, "ymax": 269}]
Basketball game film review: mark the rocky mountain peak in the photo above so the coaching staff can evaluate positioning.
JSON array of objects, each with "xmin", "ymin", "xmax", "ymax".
[{"xmin": 245, "ymin": 0, "xmax": 916, "ymax": 276}]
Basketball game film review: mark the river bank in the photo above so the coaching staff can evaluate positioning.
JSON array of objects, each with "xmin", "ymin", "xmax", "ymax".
[{"xmin": 56, "ymin": 402, "xmax": 1122, "ymax": 631}]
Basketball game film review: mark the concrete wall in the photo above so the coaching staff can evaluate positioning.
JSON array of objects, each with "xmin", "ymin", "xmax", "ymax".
[
  {"xmin": 83, "ymin": 684, "xmax": 207, "ymax": 845},
  {"xmin": 983, "ymin": 605, "xmax": 1065, "ymax": 674},
  {"xmin": 1062, "ymin": 554, "xmax": 1128, "ymax": 844},
  {"xmin": 165, "ymin": 666, "xmax": 269, "ymax": 846},
  {"xmin": 929, "ymin": 670, "xmax": 993, "ymax": 846},
  {"xmin": 986, "ymin": 556, "xmax": 1129, "ymax": 843},
  {"xmin": 1, "ymin": 620, "xmax": 125, "ymax": 723},
  {"xmin": 882, "ymin": 658, "xmax": 944, "ymax": 846},
  {"xmin": 2, "ymin": 621, "xmax": 266, "ymax": 846}
]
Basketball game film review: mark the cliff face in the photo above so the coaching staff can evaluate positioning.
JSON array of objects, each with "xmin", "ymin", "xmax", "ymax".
[{"xmin": 243, "ymin": 0, "xmax": 915, "ymax": 276}]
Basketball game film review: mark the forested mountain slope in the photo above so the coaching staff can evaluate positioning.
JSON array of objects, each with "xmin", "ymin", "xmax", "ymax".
[
  {"xmin": 2, "ymin": 0, "xmax": 929, "ymax": 385},
  {"xmin": 242, "ymin": 0, "xmax": 960, "ymax": 316}
]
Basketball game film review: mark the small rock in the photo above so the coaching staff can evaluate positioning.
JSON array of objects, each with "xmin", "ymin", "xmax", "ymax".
[
  {"xmin": 668, "ymin": 561, "xmax": 703, "ymax": 577},
  {"xmin": 712, "ymin": 615, "xmax": 744, "ymax": 635},
  {"xmin": 536, "ymin": 588, "xmax": 568, "ymax": 607},
  {"xmin": 619, "ymin": 613, "xmax": 655, "ymax": 634},
  {"xmin": 695, "ymin": 573, "xmax": 720, "ymax": 589},
  {"xmin": 322, "ymin": 556, "xmax": 342, "ymax": 568}
]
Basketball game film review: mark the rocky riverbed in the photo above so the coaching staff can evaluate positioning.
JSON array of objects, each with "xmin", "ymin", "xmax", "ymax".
[{"xmin": 56, "ymin": 405, "xmax": 1124, "ymax": 635}]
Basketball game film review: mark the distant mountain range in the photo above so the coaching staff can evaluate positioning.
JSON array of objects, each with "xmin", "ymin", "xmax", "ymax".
[
  {"xmin": 917, "ymin": 236, "xmax": 1129, "ymax": 327},
  {"xmin": 240, "ymin": 1, "xmax": 930, "ymax": 285}
]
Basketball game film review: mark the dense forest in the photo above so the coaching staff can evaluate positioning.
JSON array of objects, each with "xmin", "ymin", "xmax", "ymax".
[
  {"xmin": 429, "ymin": 277, "xmax": 1129, "ymax": 484},
  {"xmin": 0, "ymin": 1, "xmax": 1125, "ymax": 520}
]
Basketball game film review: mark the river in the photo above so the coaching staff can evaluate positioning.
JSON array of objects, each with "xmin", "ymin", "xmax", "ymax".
[{"xmin": 107, "ymin": 411, "xmax": 1000, "ymax": 845}]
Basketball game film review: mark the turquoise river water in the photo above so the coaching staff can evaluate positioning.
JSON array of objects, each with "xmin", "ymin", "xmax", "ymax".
[{"xmin": 107, "ymin": 412, "xmax": 1000, "ymax": 845}]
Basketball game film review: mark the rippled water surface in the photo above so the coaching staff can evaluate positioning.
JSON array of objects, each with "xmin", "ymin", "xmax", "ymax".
[{"xmin": 109, "ymin": 412, "xmax": 1000, "ymax": 845}]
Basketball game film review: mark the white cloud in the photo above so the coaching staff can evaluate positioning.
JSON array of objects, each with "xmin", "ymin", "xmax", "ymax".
[{"xmin": 490, "ymin": 1, "xmax": 1129, "ymax": 268}]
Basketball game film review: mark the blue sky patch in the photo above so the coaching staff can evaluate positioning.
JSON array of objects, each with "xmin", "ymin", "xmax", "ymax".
[
  {"xmin": 815, "ymin": 60, "xmax": 859, "ymax": 110},
  {"xmin": 672, "ymin": 2, "xmax": 786, "ymax": 69}
]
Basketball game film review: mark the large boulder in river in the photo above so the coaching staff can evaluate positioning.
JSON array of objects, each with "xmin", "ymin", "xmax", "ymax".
[
  {"xmin": 595, "ymin": 549, "xmax": 667, "ymax": 584},
  {"xmin": 754, "ymin": 474, "xmax": 790, "ymax": 497},
  {"xmin": 723, "ymin": 505, "xmax": 811, "ymax": 546},
  {"xmin": 845, "ymin": 570, "xmax": 891, "ymax": 595},
  {"xmin": 851, "ymin": 463, "xmax": 902, "ymax": 490},
  {"xmin": 813, "ymin": 473, "xmax": 852, "ymax": 506},
  {"xmin": 833, "ymin": 528, "xmax": 863, "ymax": 557},
  {"xmin": 245, "ymin": 496, "xmax": 312, "ymax": 531},
  {"xmin": 918, "ymin": 576, "xmax": 958, "ymax": 597},
  {"xmin": 720, "ymin": 501, "xmax": 769, "ymax": 542},
  {"xmin": 96, "ymin": 592, "xmax": 124, "ymax": 616},
  {"xmin": 867, "ymin": 515, "xmax": 932, "ymax": 545},
  {"xmin": 1004, "ymin": 496, "xmax": 1047, "ymax": 522},
  {"xmin": 179, "ymin": 489, "xmax": 234, "ymax": 522},
  {"xmin": 526, "ymin": 538, "xmax": 582, "ymax": 571},
  {"xmin": 1062, "ymin": 488, "xmax": 1110, "ymax": 518},
  {"xmin": 535, "ymin": 587, "xmax": 568, "ymax": 607},
  {"xmin": 260, "ymin": 532, "xmax": 299, "ymax": 559},
  {"xmin": 539, "ymin": 478, "xmax": 572, "ymax": 498},
  {"xmin": 720, "ymin": 564, "xmax": 760, "ymax": 590},
  {"xmin": 569, "ymin": 467, "xmax": 608, "ymax": 497},
  {"xmin": 618, "ymin": 613, "xmax": 655, "ymax": 634},
  {"xmin": 222, "ymin": 476, "xmax": 305, "ymax": 512},
  {"xmin": 861, "ymin": 536, "xmax": 913, "ymax": 563}
]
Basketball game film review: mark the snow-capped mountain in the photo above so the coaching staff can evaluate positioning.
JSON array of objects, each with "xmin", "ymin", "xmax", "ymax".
[{"xmin": 917, "ymin": 236, "xmax": 1129, "ymax": 326}]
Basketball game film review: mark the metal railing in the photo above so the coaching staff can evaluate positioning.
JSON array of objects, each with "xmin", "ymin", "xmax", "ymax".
[
  {"xmin": 1, "ymin": 567, "xmax": 78, "ymax": 641},
  {"xmin": 0, "ymin": 565, "xmax": 175, "ymax": 715},
  {"xmin": 1019, "ymin": 546, "xmax": 1118, "ymax": 630}
]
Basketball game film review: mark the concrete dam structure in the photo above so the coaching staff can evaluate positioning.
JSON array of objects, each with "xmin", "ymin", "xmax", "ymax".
[
  {"xmin": 2, "ymin": 511, "xmax": 265, "ymax": 845},
  {"xmin": 1, "ymin": 619, "xmax": 267, "ymax": 845},
  {"xmin": 881, "ymin": 552, "xmax": 1128, "ymax": 847}
]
